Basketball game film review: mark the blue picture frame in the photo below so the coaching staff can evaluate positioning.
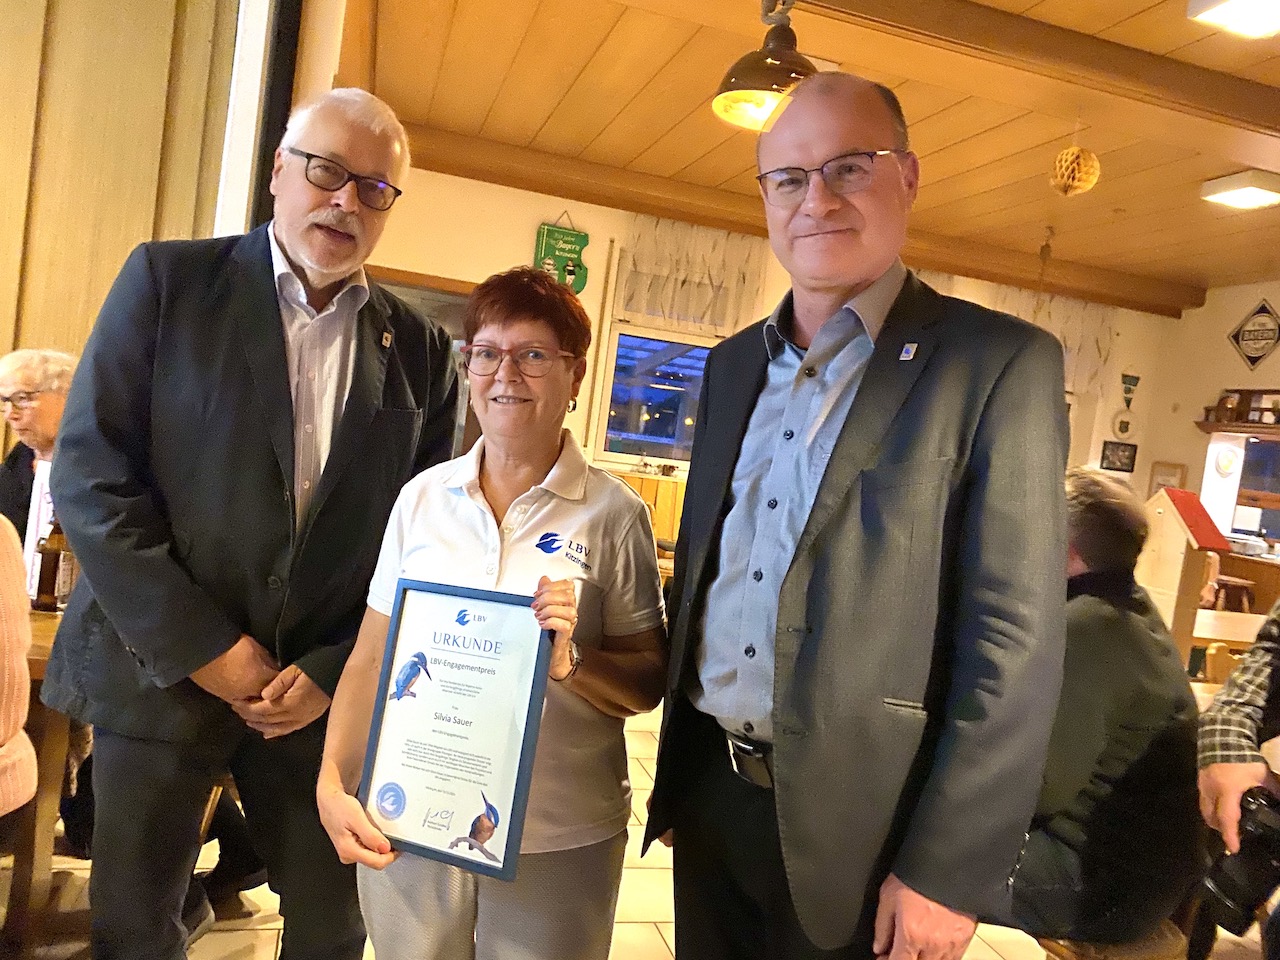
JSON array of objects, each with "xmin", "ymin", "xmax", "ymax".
[{"xmin": 357, "ymin": 579, "xmax": 553, "ymax": 881}]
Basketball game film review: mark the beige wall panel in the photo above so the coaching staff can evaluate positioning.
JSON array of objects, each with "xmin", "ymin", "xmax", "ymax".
[
  {"xmin": 1242, "ymin": 57, "xmax": 1280, "ymax": 87},
  {"xmin": 917, "ymin": 113, "xmax": 1074, "ymax": 184},
  {"xmin": 335, "ymin": 0, "xmax": 373, "ymax": 91},
  {"xmin": 628, "ymin": 105, "xmax": 736, "ymax": 179},
  {"xmin": 0, "ymin": 0, "xmax": 49, "ymax": 355},
  {"xmin": 1098, "ymin": 1, "xmax": 1213, "ymax": 55},
  {"xmin": 1020, "ymin": 0, "xmax": 1151, "ymax": 34},
  {"xmin": 374, "ymin": 0, "xmax": 453, "ymax": 122},
  {"xmin": 674, "ymin": 132, "xmax": 754, "ymax": 189},
  {"xmin": 154, "ymin": 0, "xmax": 219, "ymax": 241},
  {"xmin": 1168, "ymin": 33, "xmax": 1280, "ymax": 74},
  {"xmin": 908, "ymin": 99, "xmax": 1026, "ymax": 158},
  {"xmin": 892, "ymin": 81, "xmax": 969, "ymax": 127},
  {"xmin": 530, "ymin": 9, "xmax": 697, "ymax": 157},
  {"xmin": 967, "ymin": 0, "xmax": 1037, "ymax": 12},
  {"xmin": 194, "ymin": 0, "xmax": 238, "ymax": 239},
  {"xmin": 427, "ymin": 0, "xmax": 541, "ymax": 136},
  {"xmin": 578, "ymin": 28, "xmax": 749, "ymax": 168},
  {"xmin": 480, "ymin": 0, "xmax": 625, "ymax": 146},
  {"xmin": 18, "ymin": 0, "xmax": 177, "ymax": 354}
]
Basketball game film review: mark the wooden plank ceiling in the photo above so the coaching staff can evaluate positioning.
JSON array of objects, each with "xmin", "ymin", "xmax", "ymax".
[{"xmin": 337, "ymin": 0, "xmax": 1280, "ymax": 317}]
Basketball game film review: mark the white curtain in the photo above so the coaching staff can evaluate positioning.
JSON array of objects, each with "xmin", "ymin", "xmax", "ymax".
[{"xmin": 613, "ymin": 214, "xmax": 768, "ymax": 338}]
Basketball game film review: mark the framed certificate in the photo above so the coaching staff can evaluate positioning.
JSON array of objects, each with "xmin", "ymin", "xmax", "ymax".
[{"xmin": 358, "ymin": 579, "xmax": 552, "ymax": 881}]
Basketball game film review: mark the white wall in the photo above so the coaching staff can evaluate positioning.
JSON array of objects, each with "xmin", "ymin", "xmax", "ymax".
[{"xmin": 1144, "ymin": 280, "xmax": 1280, "ymax": 499}]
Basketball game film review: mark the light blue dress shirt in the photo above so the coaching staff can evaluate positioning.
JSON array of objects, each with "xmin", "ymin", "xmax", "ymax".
[{"xmin": 689, "ymin": 261, "xmax": 907, "ymax": 743}]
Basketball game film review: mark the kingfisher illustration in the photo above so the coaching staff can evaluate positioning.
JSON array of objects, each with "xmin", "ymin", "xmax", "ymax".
[
  {"xmin": 390, "ymin": 652, "xmax": 430, "ymax": 700},
  {"xmin": 449, "ymin": 791, "xmax": 501, "ymax": 862}
]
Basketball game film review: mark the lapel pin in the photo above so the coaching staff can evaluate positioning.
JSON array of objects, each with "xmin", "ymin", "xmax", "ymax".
[
  {"xmin": 382, "ymin": 332, "xmax": 393, "ymax": 349},
  {"xmin": 899, "ymin": 342, "xmax": 918, "ymax": 361}
]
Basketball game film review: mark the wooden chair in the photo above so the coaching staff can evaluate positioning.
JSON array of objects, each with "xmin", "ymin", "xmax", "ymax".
[{"xmin": 1204, "ymin": 642, "xmax": 1244, "ymax": 683}]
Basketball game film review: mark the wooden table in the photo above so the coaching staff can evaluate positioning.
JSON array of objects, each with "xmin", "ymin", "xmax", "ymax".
[
  {"xmin": 3, "ymin": 611, "xmax": 68, "ymax": 951},
  {"xmin": 1193, "ymin": 609, "xmax": 1267, "ymax": 651}
]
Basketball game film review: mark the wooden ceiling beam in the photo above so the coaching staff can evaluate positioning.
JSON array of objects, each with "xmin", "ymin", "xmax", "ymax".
[
  {"xmin": 797, "ymin": 0, "xmax": 1280, "ymax": 172},
  {"xmin": 405, "ymin": 123, "xmax": 1205, "ymax": 317}
]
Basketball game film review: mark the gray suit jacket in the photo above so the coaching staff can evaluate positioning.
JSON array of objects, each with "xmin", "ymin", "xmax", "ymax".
[
  {"xmin": 646, "ymin": 273, "xmax": 1068, "ymax": 949},
  {"xmin": 42, "ymin": 225, "xmax": 458, "ymax": 744}
]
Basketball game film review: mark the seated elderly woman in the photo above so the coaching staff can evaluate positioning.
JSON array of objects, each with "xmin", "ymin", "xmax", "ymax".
[
  {"xmin": 0, "ymin": 348, "xmax": 76, "ymax": 542},
  {"xmin": 318, "ymin": 266, "xmax": 668, "ymax": 960}
]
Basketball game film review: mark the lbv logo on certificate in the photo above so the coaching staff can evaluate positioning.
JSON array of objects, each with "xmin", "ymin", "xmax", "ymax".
[{"xmin": 360, "ymin": 580, "xmax": 553, "ymax": 881}]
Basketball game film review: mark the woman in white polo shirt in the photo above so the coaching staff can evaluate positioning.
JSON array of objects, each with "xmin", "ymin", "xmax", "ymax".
[{"xmin": 317, "ymin": 266, "xmax": 668, "ymax": 960}]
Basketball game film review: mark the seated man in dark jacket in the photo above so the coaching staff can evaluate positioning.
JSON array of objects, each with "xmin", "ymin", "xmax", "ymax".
[{"xmin": 1006, "ymin": 467, "xmax": 1204, "ymax": 944}]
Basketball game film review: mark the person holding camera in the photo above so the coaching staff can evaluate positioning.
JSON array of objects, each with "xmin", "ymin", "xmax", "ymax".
[{"xmin": 1199, "ymin": 601, "xmax": 1280, "ymax": 957}]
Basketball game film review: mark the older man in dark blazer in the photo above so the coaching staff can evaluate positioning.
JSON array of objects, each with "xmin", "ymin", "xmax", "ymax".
[
  {"xmin": 42, "ymin": 89, "xmax": 457, "ymax": 959},
  {"xmin": 645, "ymin": 72, "xmax": 1068, "ymax": 960}
]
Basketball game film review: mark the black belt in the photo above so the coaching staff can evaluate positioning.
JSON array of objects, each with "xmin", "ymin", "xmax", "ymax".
[{"xmin": 724, "ymin": 730, "xmax": 773, "ymax": 789}]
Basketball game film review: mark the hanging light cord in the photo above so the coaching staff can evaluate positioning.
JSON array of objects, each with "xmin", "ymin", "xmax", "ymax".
[{"xmin": 762, "ymin": 0, "xmax": 796, "ymax": 26}]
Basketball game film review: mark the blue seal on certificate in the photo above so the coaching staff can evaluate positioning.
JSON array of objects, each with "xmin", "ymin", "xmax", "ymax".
[{"xmin": 376, "ymin": 782, "xmax": 407, "ymax": 820}]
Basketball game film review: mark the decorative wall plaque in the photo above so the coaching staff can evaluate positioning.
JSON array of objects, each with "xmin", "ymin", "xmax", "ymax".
[{"xmin": 1228, "ymin": 300, "xmax": 1280, "ymax": 370}]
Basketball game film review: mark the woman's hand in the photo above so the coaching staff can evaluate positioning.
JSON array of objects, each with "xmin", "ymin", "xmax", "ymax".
[
  {"xmin": 533, "ymin": 575, "xmax": 578, "ymax": 681},
  {"xmin": 316, "ymin": 780, "xmax": 398, "ymax": 870}
]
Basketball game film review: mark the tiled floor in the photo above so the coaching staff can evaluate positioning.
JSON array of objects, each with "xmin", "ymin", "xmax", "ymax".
[{"xmin": 0, "ymin": 704, "xmax": 1265, "ymax": 960}]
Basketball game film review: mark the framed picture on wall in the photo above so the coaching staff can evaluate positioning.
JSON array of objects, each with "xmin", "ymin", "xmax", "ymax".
[
  {"xmin": 1147, "ymin": 460, "xmax": 1188, "ymax": 498},
  {"xmin": 1100, "ymin": 440, "xmax": 1138, "ymax": 473}
]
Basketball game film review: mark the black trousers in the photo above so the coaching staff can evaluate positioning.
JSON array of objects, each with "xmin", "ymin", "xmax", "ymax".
[
  {"xmin": 669, "ymin": 704, "xmax": 873, "ymax": 959},
  {"xmin": 90, "ymin": 721, "xmax": 363, "ymax": 960},
  {"xmin": 1007, "ymin": 829, "xmax": 1190, "ymax": 944}
]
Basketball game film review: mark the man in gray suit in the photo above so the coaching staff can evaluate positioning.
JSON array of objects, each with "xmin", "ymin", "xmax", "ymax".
[
  {"xmin": 645, "ymin": 72, "xmax": 1068, "ymax": 959},
  {"xmin": 43, "ymin": 89, "xmax": 457, "ymax": 959}
]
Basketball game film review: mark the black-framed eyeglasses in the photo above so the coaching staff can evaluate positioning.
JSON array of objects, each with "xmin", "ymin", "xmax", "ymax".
[
  {"xmin": 0, "ymin": 390, "xmax": 44, "ymax": 410},
  {"xmin": 756, "ymin": 150, "xmax": 907, "ymax": 207},
  {"xmin": 460, "ymin": 344, "xmax": 575, "ymax": 378},
  {"xmin": 285, "ymin": 147, "xmax": 403, "ymax": 211}
]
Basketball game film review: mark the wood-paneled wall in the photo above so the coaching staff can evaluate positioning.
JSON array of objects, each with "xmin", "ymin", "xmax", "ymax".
[
  {"xmin": 0, "ymin": 0, "xmax": 237, "ymax": 359},
  {"xmin": 617, "ymin": 473, "xmax": 685, "ymax": 547}
]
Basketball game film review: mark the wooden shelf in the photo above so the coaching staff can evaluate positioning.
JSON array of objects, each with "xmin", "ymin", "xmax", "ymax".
[{"xmin": 1195, "ymin": 421, "xmax": 1280, "ymax": 439}]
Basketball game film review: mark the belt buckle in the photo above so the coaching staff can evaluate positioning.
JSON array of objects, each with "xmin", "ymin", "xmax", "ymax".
[{"xmin": 725, "ymin": 731, "xmax": 772, "ymax": 789}]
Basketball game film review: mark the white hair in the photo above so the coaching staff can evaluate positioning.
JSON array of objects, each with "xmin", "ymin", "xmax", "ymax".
[
  {"xmin": 0, "ymin": 349, "xmax": 78, "ymax": 392},
  {"xmin": 280, "ymin": 88, "xmax": 411, "ymax": 179}
]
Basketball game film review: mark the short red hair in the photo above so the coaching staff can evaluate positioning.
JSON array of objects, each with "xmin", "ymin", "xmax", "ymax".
[{"xmin": 463, "ymin": 267, "xmax": 592, "ymax": 359}]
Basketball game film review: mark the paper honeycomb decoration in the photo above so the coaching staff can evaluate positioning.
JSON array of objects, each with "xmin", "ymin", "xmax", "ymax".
[{"xmin": 1050, "ymin": 146, "xmax": 1101, "ymax": 196}]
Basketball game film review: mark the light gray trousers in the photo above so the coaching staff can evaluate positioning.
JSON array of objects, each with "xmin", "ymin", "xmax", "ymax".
[{"xmin": 357, "ymin": 829, "xmax": 627, "ymax": 960}]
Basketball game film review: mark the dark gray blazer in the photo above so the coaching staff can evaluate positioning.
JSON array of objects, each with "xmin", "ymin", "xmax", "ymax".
[
  {"xmin": 41, "ymin": 225, "xmax": 458, "ymax": 744},
  {"xmin": 646, "ymin": 273, "xmax": 1068, "ymax": 950}
]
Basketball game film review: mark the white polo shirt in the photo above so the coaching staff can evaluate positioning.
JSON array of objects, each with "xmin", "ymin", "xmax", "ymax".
[{"xmin": 368, "ymin": 431, "xmax": 665, "ymax": 853}]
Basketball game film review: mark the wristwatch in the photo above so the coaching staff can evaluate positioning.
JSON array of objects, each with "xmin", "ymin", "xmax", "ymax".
[{"xmin": 556, "ymin": 640, "xmax": 582, "ymax": 682}]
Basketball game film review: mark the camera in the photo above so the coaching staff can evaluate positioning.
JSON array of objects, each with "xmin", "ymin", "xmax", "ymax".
[{"xmin": 1201, "ymin": 787, "xmax": 1280, "ymax": 935}]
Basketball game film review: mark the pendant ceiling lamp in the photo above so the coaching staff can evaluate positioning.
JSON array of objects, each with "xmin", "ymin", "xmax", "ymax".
[{"xmin": 712, "ymin": 0, "xmax": 818, "ymax": 132}]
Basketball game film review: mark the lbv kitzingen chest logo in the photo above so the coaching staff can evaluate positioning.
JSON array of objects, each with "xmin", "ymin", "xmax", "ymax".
[{"xmin": 535, "ymin": 532, "xmax": 592, "ymax": 572}]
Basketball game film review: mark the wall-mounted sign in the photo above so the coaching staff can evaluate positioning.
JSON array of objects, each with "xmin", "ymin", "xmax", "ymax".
[
  {"xmin": 534, "ymin": 223, "xmax": 589, "ymax": 294},
  {"xmin": 1228, "ymin": 300, "xmax": 1280, "ymax": 370},
  {"xmin": 1112, "ymin": 409, "xmax": 1135, "ymax": 440},
  {"xmin": 1121, "ymin": 372, "xmax": 1139, "ymax": 410}
]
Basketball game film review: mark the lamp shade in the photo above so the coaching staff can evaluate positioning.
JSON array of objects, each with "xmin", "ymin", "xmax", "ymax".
[
  {"xmin": 1201, "ymin": 170, "xmax": 1280, "ymax": 209},
  {"xmin": 712, "ymin": 23, "xmax": 817, "ymax": 132}
]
